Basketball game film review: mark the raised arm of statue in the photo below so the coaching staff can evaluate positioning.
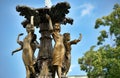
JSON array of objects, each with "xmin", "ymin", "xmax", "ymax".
[
  {"xmin": 46, "ymin": 14, "xmax": 53, "ymax": 31},
  {"xmin": 70, "ymin": 33, "xmax": 82, "ymax": 45},
  {"xmin": 17, "ymin": 33, "xmax": 24, "ymax": 45},
  {"xmin": 12, "ymin": 33, "xmax": 24, "ymax": 55}
]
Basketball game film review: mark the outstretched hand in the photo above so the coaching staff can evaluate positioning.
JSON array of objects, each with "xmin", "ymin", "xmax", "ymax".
[{"xmin": 78, "ymin": 33, "xmax": 82, "ymax": 41}]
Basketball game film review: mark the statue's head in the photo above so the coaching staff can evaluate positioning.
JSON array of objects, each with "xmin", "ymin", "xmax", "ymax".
[
  {"xmin": 54, "ymin": 23, "xmax": 61, "ymax": 32},
  {"xmin": 26, "ymin": 24, "xmax": 34, "ymax": 33},
  {"xmin": 63, "ymin": 33, "xmax": 70, "ymax": 41}
]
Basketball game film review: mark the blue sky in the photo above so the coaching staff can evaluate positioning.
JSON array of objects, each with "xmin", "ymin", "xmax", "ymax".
[{"xmin": 0, "ymin": 0, "xmax": 120, "ymax": 78}]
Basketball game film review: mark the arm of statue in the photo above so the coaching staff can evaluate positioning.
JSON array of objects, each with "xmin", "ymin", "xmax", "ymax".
[
  {"xmin": 46, "ymin": 14, "xmax": 53, "ymax": 31},
  {"xmin": 70, "ymin": 33, "xmax": 82, "ymax": 45},
  {"xmin": 35, "ymin": 40, "xmax": 40, "ymax": 48},
  {"xmin": 46, "ymin": 14, "xmax": 58, "ymax": 38},
  {"xmin": 12, "ymin": 47, "xmax": 23, "ymax": 55},
  {"xmin": 17, "ymin": 33, "xmax": 24, "ymax": 46},
  {"xmin": 12, "ymin": 33, "xmax": 24, "ymax": 55}
]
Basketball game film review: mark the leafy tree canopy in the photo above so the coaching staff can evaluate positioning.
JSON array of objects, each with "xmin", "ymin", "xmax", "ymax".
[
  {"xmin": 78, "ymin": 3, "xmax": 120, "ymax": 78},
  {"xmin": 95, "ymin": 3, "xmax": 120, "ymax": 46}
]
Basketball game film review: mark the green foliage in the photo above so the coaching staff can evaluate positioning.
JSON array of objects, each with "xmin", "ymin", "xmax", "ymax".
[
  {"xmin": 97, "ymin": 30, "xmax": 108, "ymax": 45},
  {"xmin": 78, "ymin": 45, "xmax": 120, "ymax": 78},
  {"xmin": 78, "ymin": 3, "xmax": 120, "ymax": 78},
  {"xmin": 95, "ymin": 3, "xmax": 120, "ymax": 46}
]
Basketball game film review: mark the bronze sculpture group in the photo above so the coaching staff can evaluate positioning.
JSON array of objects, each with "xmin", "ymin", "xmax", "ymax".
[{"xmin": 12, "ymin": 1, "xmax": 82, "ymax": 78}]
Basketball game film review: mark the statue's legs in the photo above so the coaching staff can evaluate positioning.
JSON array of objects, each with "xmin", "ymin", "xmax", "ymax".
[
  {"xmin": 25, "ymin": 65, "xmax": 36, "ymax": 78},
  {"xmin": 25, "ymin": 66, "xmax": 30, "ymax": 78},
  {"xmin": 57, "ymin": 66, "xmax": 62, "ymax": 78},
  {"xmin": 52, "ymin": 66, "xmax": 62, "ymax": 78},
  {"xmin": 29, "ymin": 65, "xmax": 35, "ymax": 75}
]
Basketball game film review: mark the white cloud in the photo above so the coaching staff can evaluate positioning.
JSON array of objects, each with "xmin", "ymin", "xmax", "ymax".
[{"xmin": 80, "ymin": 3, "xmax": 94, "ymax": 17}]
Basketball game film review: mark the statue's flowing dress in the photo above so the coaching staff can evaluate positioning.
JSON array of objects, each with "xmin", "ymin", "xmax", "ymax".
[
  {"xmin": 22, "ymin": 34, "xmax": 34, "ymax": 66},
  {"xmin": 52, "ymin": 32, "xmax": 65, "ymax": 67}
]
